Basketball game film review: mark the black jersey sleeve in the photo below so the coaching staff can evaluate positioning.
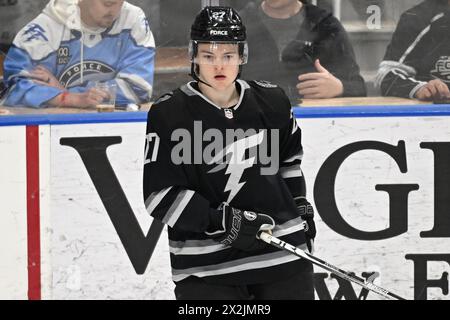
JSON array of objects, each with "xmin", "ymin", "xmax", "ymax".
[
  {"xmin": 143, "ymin": 105, "xmax": 221, "ymax": 234},
  {"xmin": 316, "ymin": 15, "xmax": 367, "ymax": 97},
  {"xmin": 278, "ymin": 104, "xmax": 307, "ymax": 199},
  {"xmin": 376, "ymin": 12, "xmax": 427, "ymax": 98}
]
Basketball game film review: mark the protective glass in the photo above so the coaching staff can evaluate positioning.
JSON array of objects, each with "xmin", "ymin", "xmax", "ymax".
[{"xmin": 189, "ymin": 41, "xmax": 248, "ymax": 65}]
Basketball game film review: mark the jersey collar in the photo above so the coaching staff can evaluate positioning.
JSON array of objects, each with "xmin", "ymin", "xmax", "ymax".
[{"xmin": 183, "ymin": 79, "xmax": 250, "ymax": 111}]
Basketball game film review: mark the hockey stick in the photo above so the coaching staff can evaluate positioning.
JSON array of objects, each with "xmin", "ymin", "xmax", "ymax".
[{"xmin": 259, "ymin": 232, "xmax": 406, "ymax": 300}]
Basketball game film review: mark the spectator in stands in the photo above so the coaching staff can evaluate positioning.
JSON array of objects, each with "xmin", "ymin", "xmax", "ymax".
[
  {"xmin": 1, "ymin": 0, "xmax": 50, "ymax": 54},
  {"xmin": 239, "ymin": 0, "xmax": 366, "ymax": 103},
  {"xmin": 1, "ymin": 0, "xmax": 23, "ymax": 55},
  {"xmin": 1, "ymin": 0, "xmax": 155, "ymax": 108},
  {"xmin": 316, "ymin": 0, "xmax": 386, "ymax": 21},
  {"xmin": 0, "ymin": 1, "xmax": 48, "ymax": 94},
  {"xmin": 376, "ymin": 0, "xmax": 450, "ymax": 101}
]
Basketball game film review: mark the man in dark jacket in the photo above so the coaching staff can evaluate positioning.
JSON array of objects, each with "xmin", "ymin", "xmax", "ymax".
[
  {"xmin": 240, "ymin": 0, "xmax": 366, "ymax": 103},
  {"xmin": 376, "ymin": 0, "xmax": 450, "ymax": 101}
]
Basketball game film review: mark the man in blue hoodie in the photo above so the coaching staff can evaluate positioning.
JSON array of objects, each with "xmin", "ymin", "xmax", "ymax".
[{"xmin": 1, "ymin": 0, "xmax": 155, "ymax": 108}]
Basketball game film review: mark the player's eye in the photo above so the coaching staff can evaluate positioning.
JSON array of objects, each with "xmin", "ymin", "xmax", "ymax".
[{"xmin": 202, "ymin": 54, "xmax": 214, "ymax": 61}]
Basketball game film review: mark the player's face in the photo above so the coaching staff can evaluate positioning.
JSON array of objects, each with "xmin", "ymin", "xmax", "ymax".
[
  {"xmin": 80, "ymin": 0, "xmax": 124, "ymax": 28},
  {"xmin": 197, "ymin": 43, "xmax": 241, "ymax": 90}
]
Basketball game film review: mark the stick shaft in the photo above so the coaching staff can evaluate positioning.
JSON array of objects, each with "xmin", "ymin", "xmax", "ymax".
[{"xmin": 259, "ymin": 232, "xmax": 406, "ymax": 300}]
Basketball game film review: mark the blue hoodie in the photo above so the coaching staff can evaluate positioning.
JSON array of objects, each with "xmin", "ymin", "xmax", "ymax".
[{"xmin": 1, "ymin": 0, "xmax": 155, "ymax": 108}]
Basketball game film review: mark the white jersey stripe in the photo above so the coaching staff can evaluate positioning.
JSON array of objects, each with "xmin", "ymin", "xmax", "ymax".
[
  {"xmin": 399, "ymin": 13, "xmax": 444, "ymax": 64},
  {"xmin": 172, "ymin": 246, "xmax": 307, "ymax": 282},
  {"xmin": 116, "ymin": 78, "xmax": 138, "ymax": 103},
  {"xmin": 118, "ymin": 73, "xmax": 153, "ymax": 97},
  {"xmin": 164, "ymin": 190, "xmax": 195, "ymax": 227},
  {"xmin": 280, "ymin": 164, "xmax": 302, "ymax": 179},
  {"xmin": 169, "ymin": 216, "xmax": 306, "ymax": 256},
  {"xmin": 283, "ymin": 151, "xmax": 303, "ymax": 163},
  {"xmin": 145, "ymin": 187, "xmax": 172, "ymax": 216}
]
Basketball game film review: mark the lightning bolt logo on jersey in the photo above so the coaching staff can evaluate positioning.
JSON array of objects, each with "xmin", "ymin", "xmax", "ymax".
[{"xmin": 207, "ymin": 131, "xmax": 266, "ymax": 203}]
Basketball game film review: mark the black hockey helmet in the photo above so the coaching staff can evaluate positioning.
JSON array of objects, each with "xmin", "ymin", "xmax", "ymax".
[
  {"xmin": 189, "ymin": 6, "xmax": 248, "ymax": 84},
  {"xmin": 190, "ymin": 6, "xmax": 246, "ymax": 43}
]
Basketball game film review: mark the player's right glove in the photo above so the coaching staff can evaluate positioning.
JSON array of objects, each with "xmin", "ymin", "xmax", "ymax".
[{"xmin": 206, "ymin": 203, "xmax": 275, "ymax": 252}]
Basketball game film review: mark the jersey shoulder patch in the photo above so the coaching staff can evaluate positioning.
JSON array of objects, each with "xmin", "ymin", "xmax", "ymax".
[
  {"xmin": 253, "ymin": 80, "xmax": 278, "ymax": 89},
  {"xmin": 153, "ymin": 92, "xmax": 174, "ymax": 105},
  {"xmin": 14, "ymin": 14, "xmax": 63, "ymax": 61}
]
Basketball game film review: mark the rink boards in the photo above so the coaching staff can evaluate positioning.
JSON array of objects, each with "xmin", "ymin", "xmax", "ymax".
[{"xmin": 1, "ymin": 105, "xmax": 450, "ymax": 300}]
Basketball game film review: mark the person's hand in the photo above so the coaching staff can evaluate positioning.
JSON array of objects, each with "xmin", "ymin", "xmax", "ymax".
[
  {"xmin": 294, "ymin": 197, "xmax": 316, "ymax": 254},
  {"xmin": 69, "ymin": 88, "xmax": 109, "ymax": 108},
  {"xmin": 415, "ymin": 79, "xmax": 450, "ymax": 101},
  {"xmin": 297, "ymin": 59, "xmax": 344, "ymax": 99},
  {"xmin": 212, "ymin": 203, "xmax": 275, "ymax": 252},
  {"xmin": 50, "ymin": 88, "xmax": 109, "ymax": 108},
  {"xmin": 30, "ymin": 65, "xmax": 65, "ymax": 90}
]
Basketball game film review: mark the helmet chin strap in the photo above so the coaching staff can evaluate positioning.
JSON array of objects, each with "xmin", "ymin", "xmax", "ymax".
[
  {"xmin": 189, "ymin": 63, "xmax": 212, "ymax": 87},
  {"xmin": 237, "ymin": 65, "xmax": 243, "ymax": 82}
]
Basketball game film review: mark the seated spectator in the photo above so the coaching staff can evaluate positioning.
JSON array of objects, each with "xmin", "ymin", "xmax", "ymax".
[
  {"xmin": 1, "ymin": 0, "xmax": 155, "ymax": 108},
  {"xmin": 0, "ymin": 0, "xmax": 22, "ymax": 55},
  {"xmin": 239, "ymin": 0, "xmax": 366, "ymax": 103},
  {"xmin": 1, "ymin": 0, "xmax": 49, "ymax": 53},
  {"xmin": 316, "ymin": 0, "xmax": 386, "ymax": 21},
  {"xmin": 376, "ymin": 0, "xmax": 450, "ymax": 101}
]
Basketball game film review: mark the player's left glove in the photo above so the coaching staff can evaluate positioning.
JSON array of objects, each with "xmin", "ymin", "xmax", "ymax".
[{"xmin": 295, "ymin": 197, "xmax": 316, "ymax": 254}]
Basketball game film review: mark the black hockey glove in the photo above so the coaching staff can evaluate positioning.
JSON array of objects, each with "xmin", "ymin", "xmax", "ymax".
[
  {"xmin": 295, "ymin": 197, "xmax": 316, "ymax": 254},
  {"xmin": 208, "ymin": 203, "xmax": 275, "ymax": 252}
]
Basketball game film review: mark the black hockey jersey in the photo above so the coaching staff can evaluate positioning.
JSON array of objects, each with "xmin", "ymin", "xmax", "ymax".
[
  {"xmin": 376, "ymin": 0, "xmax": 450, "ymax": 98},
  {"xmin": 143, "ymin": 79, "xmax": 310, "ymax": 285}
]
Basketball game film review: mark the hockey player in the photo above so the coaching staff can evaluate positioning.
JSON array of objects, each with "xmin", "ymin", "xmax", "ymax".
[
  {"xmin": 143, "ymin": 6, "xmax": 316, "ymax": 300},
  {"xmin": 1, "ymin": 0, "xmax": 155, "ymax": 108}
]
